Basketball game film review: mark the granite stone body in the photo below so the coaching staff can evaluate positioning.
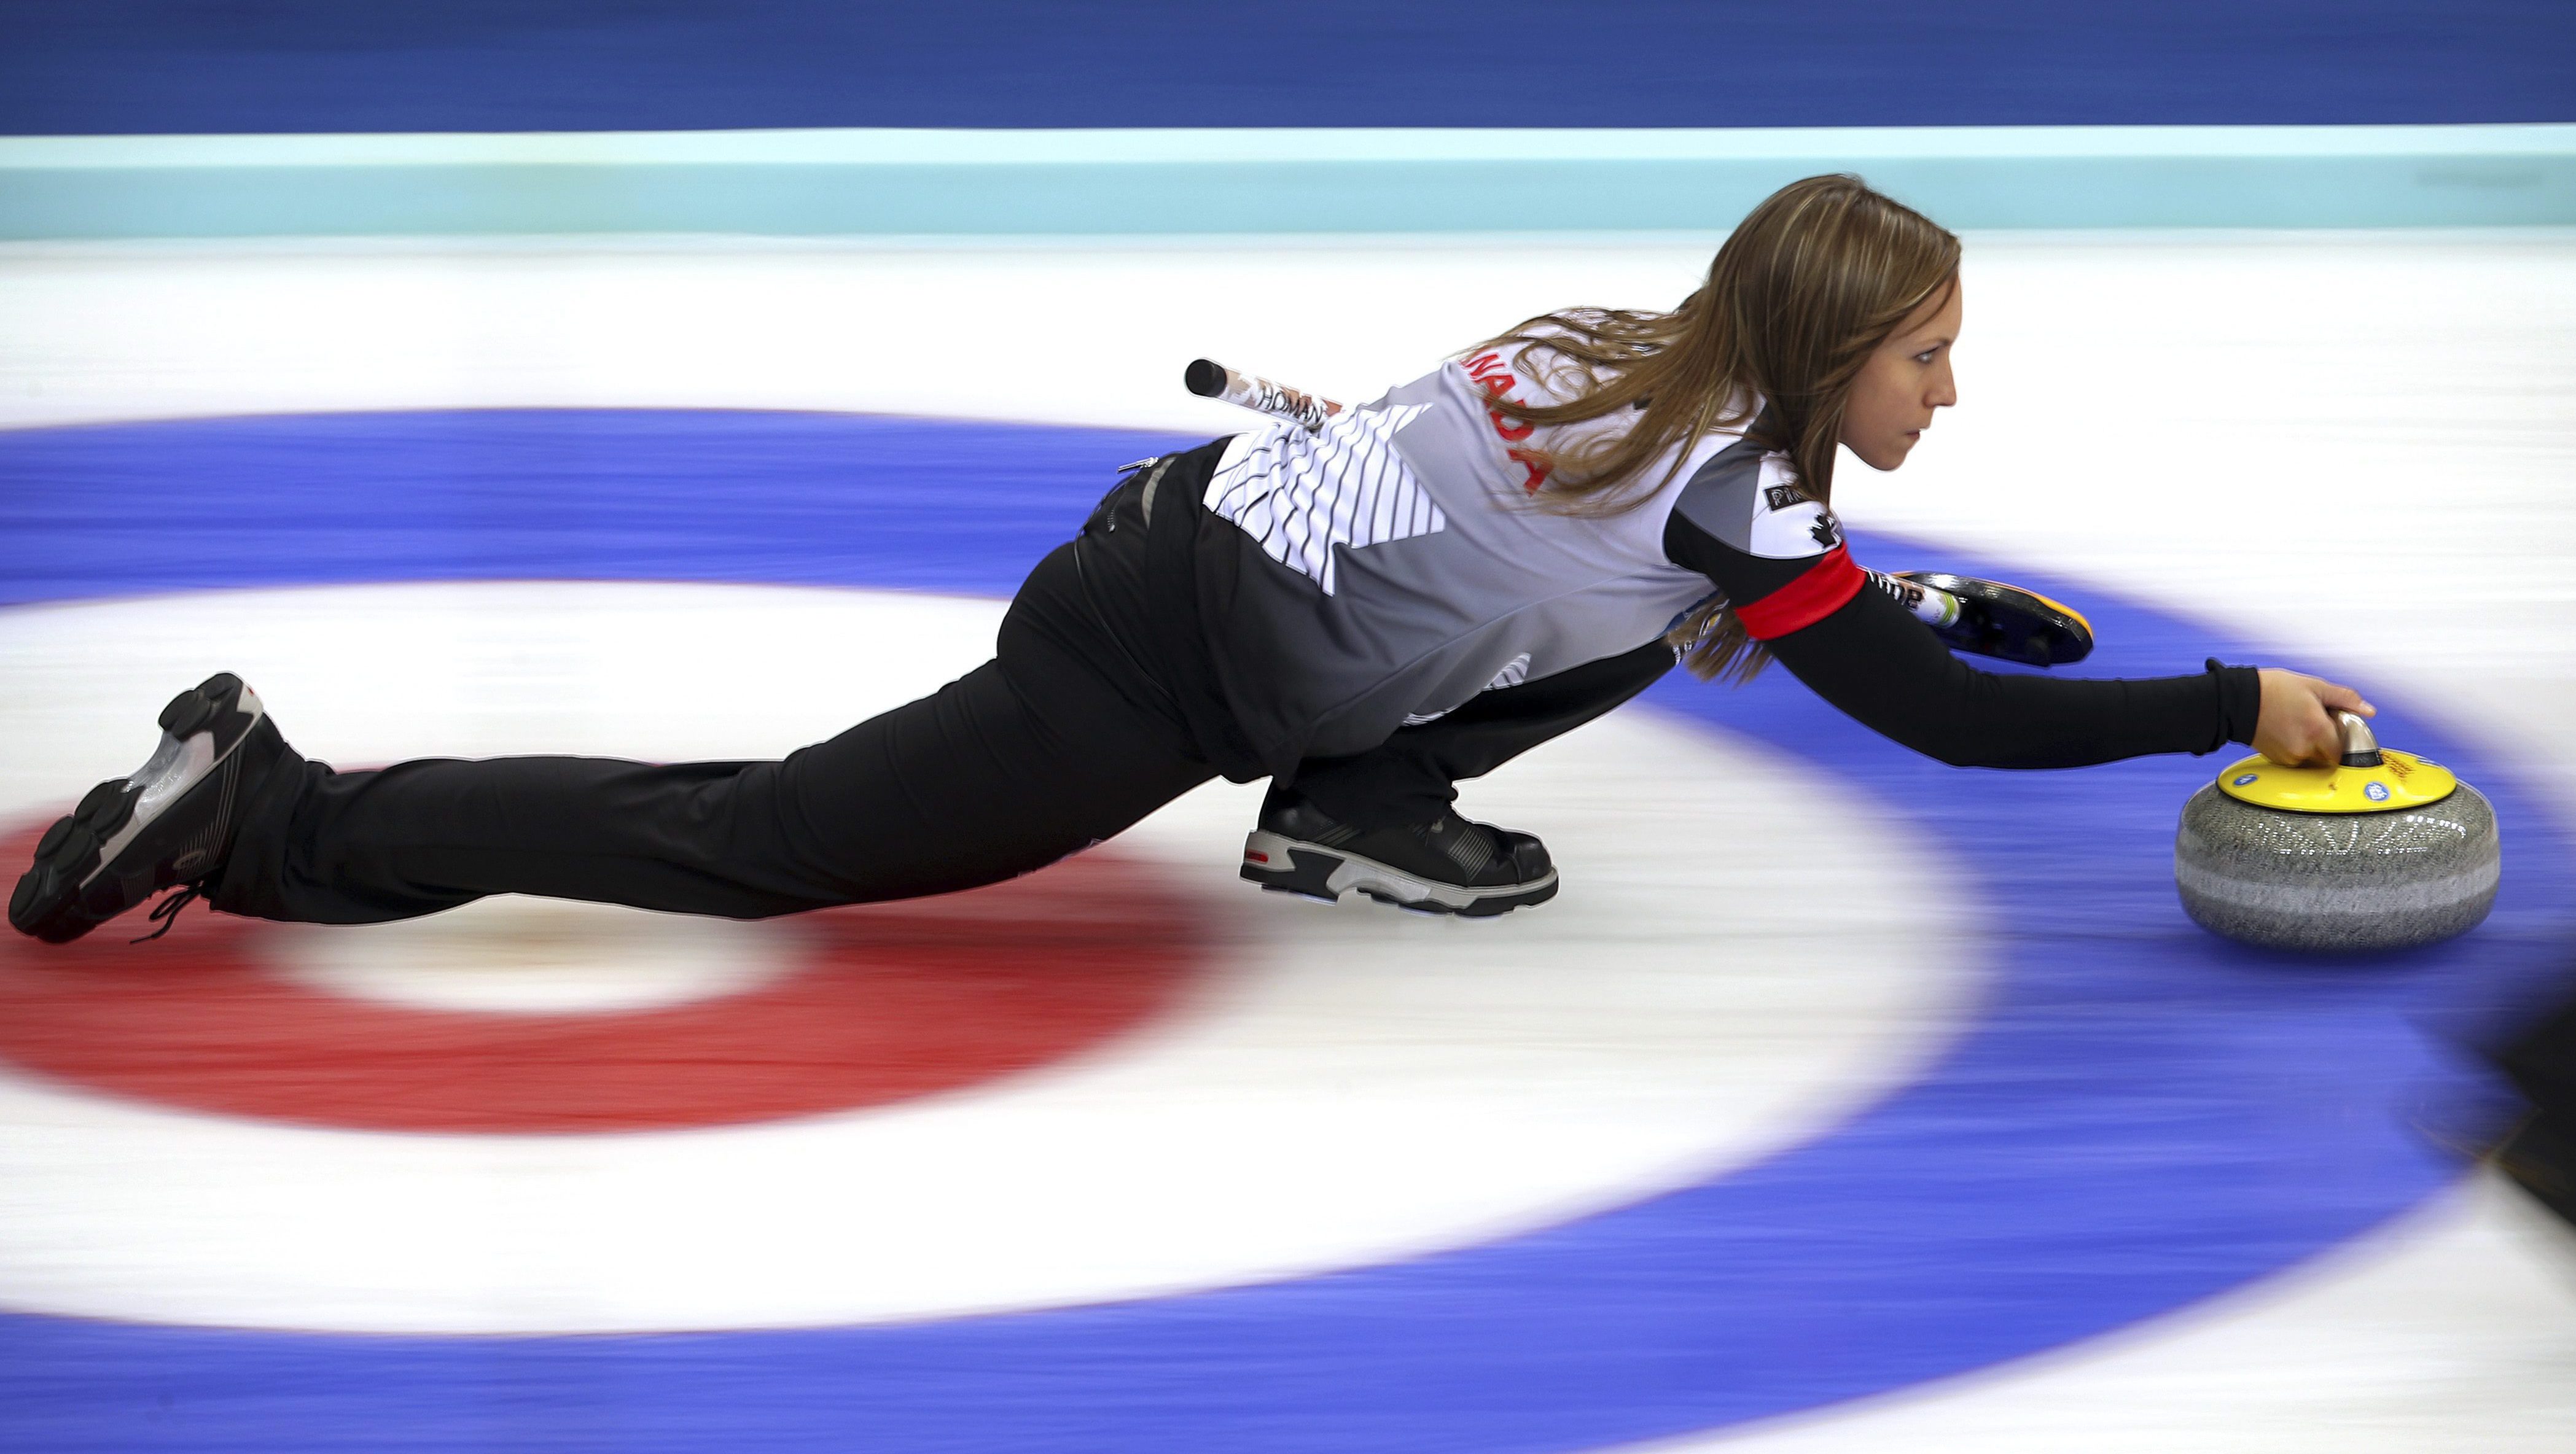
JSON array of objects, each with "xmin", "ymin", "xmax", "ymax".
[{"xmin": 2175, "ymin": 782, "xmax": 2499, "ymax": 952}]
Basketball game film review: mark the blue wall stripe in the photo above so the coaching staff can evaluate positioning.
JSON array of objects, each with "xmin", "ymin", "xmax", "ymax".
[
  {"xmin": 6, "ymin": 2, "xmax": 2570, "ymax": 136},
  {"xmin": 4, "ymin": 125, "xmax": 2573, "ymax": 240}
]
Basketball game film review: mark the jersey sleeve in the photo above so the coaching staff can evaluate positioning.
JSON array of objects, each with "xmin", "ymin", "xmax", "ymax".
[
  {"xmin": 1664, "ymin": 454, "xmax": 2260, "ymax": 769},
  {"xmin": 1668, "ymin": 438, "xmax": 1868, "ymax": 633}
]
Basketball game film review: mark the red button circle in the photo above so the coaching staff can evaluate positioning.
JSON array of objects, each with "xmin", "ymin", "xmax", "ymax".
[{"xmin": 0, "ymin": 825, "xmax": 1211, "ymax": 1133}]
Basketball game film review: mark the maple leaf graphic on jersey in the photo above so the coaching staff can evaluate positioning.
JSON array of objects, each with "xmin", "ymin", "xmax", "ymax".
[
  {"xmin": 1203, "ymin": 403, "xmax": 1441, "ymax": 595},
  {"xmin": 1809, "ymin": 513, "xmax": 1843, "ymax": 549}
]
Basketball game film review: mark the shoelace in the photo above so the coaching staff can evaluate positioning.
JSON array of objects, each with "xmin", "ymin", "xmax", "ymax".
[{"xmin": 131, "ymin": 882, "xmax": 205, "ymax": 944}]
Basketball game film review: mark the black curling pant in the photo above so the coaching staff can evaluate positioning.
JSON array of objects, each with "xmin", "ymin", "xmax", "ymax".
[
  {"xmin": 211, "ymin": 472, "xmax": 1672, "ymax": 926},
  {"xmin": 213, "ymin": 538, "xmax": 1219, "ymax": 924}
]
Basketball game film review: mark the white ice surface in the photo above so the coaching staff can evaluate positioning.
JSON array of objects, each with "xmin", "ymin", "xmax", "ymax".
[
  {"xmin": 265, "ymin": 896, "xmax": 813, "ymax": 1016},
  {"xmin": 0, "ymin": 583, "xmax": 1971, "ymax": 1333},
  {"xmin": 2, "ymin": 231, "xmax": 2573, "ymax": 1434}
]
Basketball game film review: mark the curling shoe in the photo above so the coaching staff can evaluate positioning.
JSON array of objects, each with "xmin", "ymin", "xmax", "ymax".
[
  {"xmin": 2494, "ymin": 1111, "xmax": 2576, "ymax": 1232},
  {"xmin": 1241, "ymin": 790, "xmax": 1558, "ymax": 917},
  {"xmin": 9, "ymin": 672, "xmax": 289, "ymax": 944}
]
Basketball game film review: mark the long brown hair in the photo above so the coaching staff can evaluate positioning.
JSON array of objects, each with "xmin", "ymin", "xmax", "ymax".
[{"xmin": 1477, "ymin": 174, "xmax": 1959, "ymax": 680}]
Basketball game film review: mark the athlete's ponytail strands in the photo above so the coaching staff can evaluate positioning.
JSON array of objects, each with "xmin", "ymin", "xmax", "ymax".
[{"xmin": 1473, "ymin": 175, "xmax": 1960, "ymax": 682}]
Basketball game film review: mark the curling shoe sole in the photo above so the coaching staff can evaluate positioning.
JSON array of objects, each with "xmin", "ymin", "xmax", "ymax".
[
  {"xmin": 1239, "ymin": 828, "xmax": 1559, "ymax": 918},
  {"xmin": 9, "ymin": 672, "xmax": 286, "ymax": 944}
]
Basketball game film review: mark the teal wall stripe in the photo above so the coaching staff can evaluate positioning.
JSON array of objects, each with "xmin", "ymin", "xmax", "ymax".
[{"xmin": 3, "ymin": 125, "xmax": 2570, "ymax": 239}]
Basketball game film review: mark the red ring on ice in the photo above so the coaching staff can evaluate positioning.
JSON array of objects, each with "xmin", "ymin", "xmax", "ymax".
[{"xmin": 0, "ymin": 825, "xmax": 1211, "ymax": 1133}]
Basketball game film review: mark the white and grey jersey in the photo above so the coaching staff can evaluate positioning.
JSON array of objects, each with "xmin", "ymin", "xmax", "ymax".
[
  {"xmin": 1187, "ymin": 342, "xmax": 1777, "ymax": 769},
  {"xmin": 1163, "ymin": 338, "xmax": 2258, "ymax": 780}
]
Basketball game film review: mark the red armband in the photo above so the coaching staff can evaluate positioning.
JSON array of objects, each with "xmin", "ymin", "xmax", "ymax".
[{"xmin": 1733, "ymin": 545, "xmax": 1865, "ymax": 640}]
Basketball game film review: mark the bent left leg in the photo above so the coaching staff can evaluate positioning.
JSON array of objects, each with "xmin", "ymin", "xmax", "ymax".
[
  {"xmin": 1282, "ymin": 640, "xmax": 1676, "ymax": 828},
  {"xmin": 1240, "ymin": 642, "xmax": 1675, "ymax": 916}
]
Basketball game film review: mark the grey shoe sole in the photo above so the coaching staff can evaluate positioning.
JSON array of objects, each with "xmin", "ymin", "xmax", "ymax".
[{"xmin": 1239, "ymin": 829, "xmax": 1559, "ymax": 917}]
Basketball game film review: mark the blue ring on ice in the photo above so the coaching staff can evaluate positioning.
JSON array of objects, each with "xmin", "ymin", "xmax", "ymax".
[{"xmin": 2, "ymin": 409, "xmax": 2570, "ymax": 1453}]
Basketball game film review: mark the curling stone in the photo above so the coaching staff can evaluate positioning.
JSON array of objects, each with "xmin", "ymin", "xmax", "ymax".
[{"xmin": 2176, "ymin": 711, "xmax": 2498, "ymax": 952}]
